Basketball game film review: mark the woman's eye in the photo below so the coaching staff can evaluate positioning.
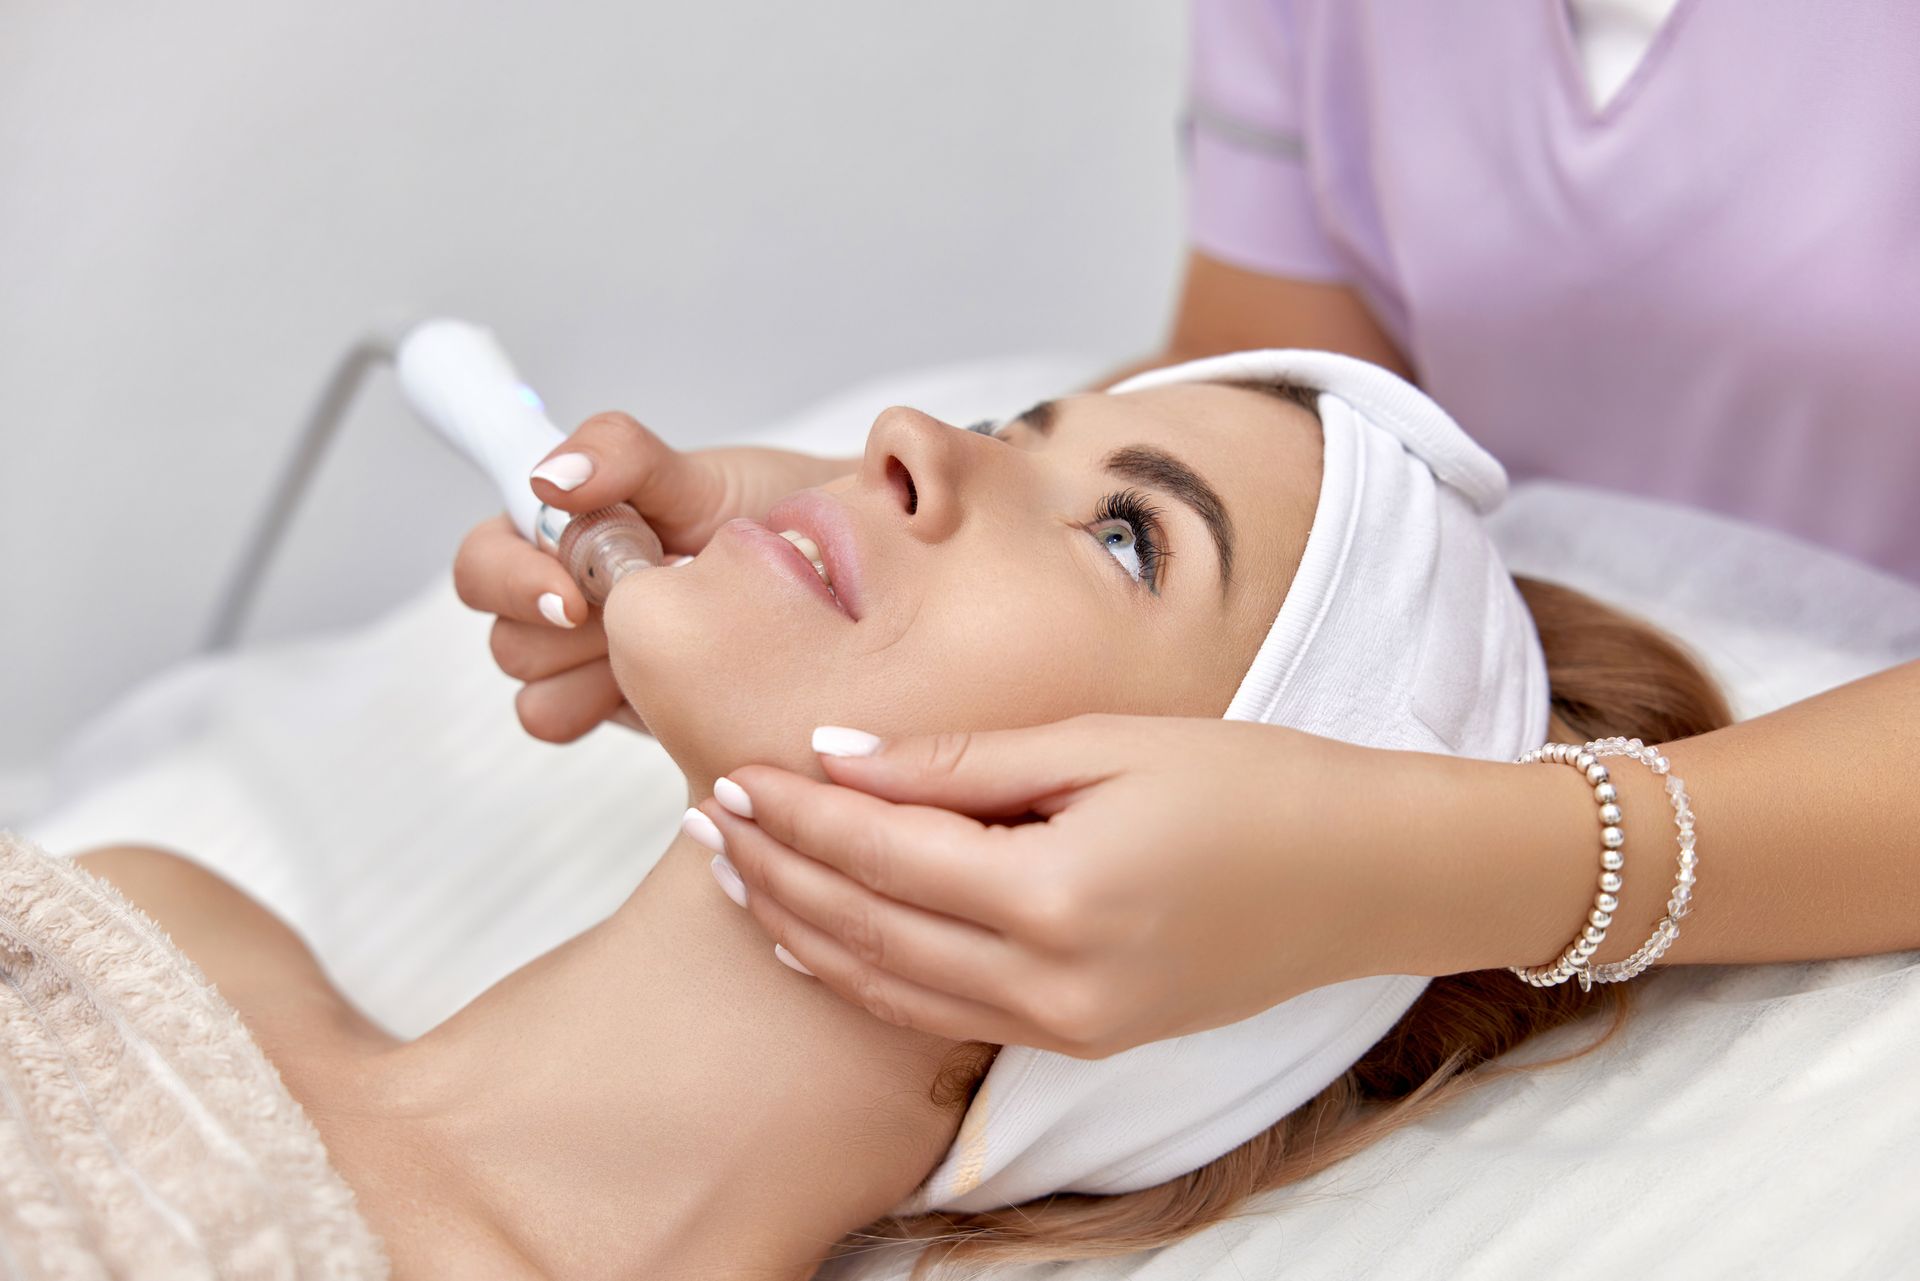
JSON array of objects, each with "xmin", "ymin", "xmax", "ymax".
[{"xmin": 1092, "ymin": 518, "xmax": 1145, "ymax": 582}]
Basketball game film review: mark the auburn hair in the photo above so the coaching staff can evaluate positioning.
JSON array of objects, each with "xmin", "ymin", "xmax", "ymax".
[{"xmin": 837, "ymin": 575, "xmax": 1732, "ymax": 1277}]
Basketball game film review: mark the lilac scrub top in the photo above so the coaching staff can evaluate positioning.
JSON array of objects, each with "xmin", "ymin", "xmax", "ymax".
[{"xmin": 1185, "ymin": 0, "xmax": 1920, "ymax": 580}]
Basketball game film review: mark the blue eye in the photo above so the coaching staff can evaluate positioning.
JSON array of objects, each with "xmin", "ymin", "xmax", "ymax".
[
  {"xmin": 1094, "ymin": 519, "xmax": 1145, "ymax": 581},
  {"xmin": 1089, "ymin": 490, "xmax": 1166, "ymax": 592}
]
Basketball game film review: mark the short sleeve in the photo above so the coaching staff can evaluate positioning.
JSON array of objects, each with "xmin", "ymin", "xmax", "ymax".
[{"xmin": 1184, "ymin": 0, "xmax": 1346, "ymax": 281}]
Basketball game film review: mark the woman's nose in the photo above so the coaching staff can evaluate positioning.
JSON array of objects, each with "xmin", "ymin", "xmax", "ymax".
[{"xmin": 859, "ymin": 405, "xmax": 979, "ymax": 543}]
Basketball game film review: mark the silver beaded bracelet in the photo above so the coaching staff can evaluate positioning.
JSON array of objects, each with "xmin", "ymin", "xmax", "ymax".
[
  {"xmin": 1580, "ymin": 737, "xmax": 1695, "ymax": 983},
  {"xmin": 1510, "ymin": 743, "xmax": 1625, "ymax": 992},
  {"xmin": 1510, "ymin": 737, "xmax": 1696, "ymax": 992}
]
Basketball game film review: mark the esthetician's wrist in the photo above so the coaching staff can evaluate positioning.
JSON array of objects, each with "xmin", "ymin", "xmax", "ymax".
[
  {"xmin": 1373, "ymin": 749, "xmax": 1603, "ymax": 980},
  {"xmin": 1402, "ymin": 744, "xmax": 1685, "ymax": 979},
  {"xmin": 1241, "ymin": 733, "xmax": 1552, "ymax": 989}
]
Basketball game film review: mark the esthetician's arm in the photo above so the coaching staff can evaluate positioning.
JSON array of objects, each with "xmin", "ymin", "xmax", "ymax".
[
  {"xmin": 696, "ymin": 659, "xmax": 1920, "ymax": 1058},
  {"xmin": 1088, "ymin": 249, "xmax": 1413, "ymax": 390}
]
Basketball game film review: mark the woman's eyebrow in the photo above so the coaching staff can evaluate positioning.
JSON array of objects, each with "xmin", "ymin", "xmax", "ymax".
[
  {"xmin": 965, "ymin": 399, "xmax": 1054, "ymax": 439},
  {"xmin": 1104, "ymin": 445, "xmax": 1235, "ymax": 587},
  {"xmin": 1007, "ymin": 399, "xmax": 1057, "ymax": 435}
]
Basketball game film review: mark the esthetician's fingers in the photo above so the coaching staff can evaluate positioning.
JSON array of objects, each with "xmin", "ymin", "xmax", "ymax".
[
  {"xmin": 513, "ymin": 658, "xmax": 630, "ymax": 744},
  {"xmin": 528, "ymin": 412, "xmax": 726, "ymax": 550},
  {"xmin": 720, "ymin": 765, "xmax": 1035, "ymax": 932},
  {"xmin": 696, "ymin": 832, "xmax": 1040, "ymax": 1049},
  {"xmin": 701, "ymin": 802, "xmax": 1027, "ymax": 1010},
  {"xmin": 453, "ymin": 514, "xmax": 590, "ymax": 627},
  {"xmin": 489, "ymin": 615, "xmax": 610, "ymax": 683},
  {"xmin": 806, "ymin": 717, "xmax": 1130, "ymax": 820}
]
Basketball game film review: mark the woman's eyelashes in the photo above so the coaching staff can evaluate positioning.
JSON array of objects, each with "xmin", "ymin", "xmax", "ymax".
[
  {"xmin": 957, "ymin": 420, "xmax": 1166, "ymax": 592},
  {"xmin": 1090, "ymin": 490, "xmax": 1167, "ymax": 593}
]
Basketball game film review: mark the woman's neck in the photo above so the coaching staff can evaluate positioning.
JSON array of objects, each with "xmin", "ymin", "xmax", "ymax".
[{"xmin": 339, "ymin": 830, "xmax": 967, "ymax": 1279}]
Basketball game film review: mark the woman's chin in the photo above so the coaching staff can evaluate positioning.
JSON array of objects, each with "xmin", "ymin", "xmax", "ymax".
[{"xmin": 601, "ymin": 556, "xmax": 839, "ymax": 786}]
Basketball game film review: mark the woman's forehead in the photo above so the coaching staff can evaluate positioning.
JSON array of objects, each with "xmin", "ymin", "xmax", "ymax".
[{"xmin": 1051, "ymin": 382, "xmax": 1323, "ymax": 509}]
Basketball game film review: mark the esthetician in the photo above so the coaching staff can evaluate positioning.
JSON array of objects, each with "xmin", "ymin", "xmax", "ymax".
[{"xmin": 455, "ymin": 0, "xmax": 1920, "ymax": 1056}]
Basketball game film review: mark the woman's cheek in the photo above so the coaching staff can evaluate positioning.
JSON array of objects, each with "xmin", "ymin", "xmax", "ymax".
[
  {"xmin": 598, "ymin": 567, "xmax": 749, "ymax": 757},
  {"xmin": 598, "ymin": 572, "xmax": 670, "ymax": 714},
  {"xmin": 596, "ymin": 563, "xmax": 872, "ymax": 778},
  {"xmin": 892, "ymin": 586, "xmax": 1123, "ymax": 731}
]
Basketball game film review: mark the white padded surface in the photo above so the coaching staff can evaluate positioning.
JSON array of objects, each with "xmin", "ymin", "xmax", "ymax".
[{"xmin": 19, "ymin": 357, "xmax": 1920, "ymax": 1278}]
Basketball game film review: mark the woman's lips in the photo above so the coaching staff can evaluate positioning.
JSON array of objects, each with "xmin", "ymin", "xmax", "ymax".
[
  {"xmin": 765, "ymin": 491, "xmax": 866, "ymax": 620},
  {"xmin": 722, "ymin": 518, "xmax": 855, "ymax": 619}
]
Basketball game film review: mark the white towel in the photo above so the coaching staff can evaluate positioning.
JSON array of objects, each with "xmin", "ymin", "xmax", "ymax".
[{"xmin": 0, "ymin": 831, "xmax": 387, "ymax": 1277}]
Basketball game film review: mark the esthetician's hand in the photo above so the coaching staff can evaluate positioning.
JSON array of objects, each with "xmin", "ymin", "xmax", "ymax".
[
  {"xmin": 697, "ymin": 665, "xmax": 1920, "ymax": 1055},
  {"xmin": 453, "ymin": 412, "xmax": 853, "ymax": 742},
  {"xmin": 693, "ymin": 715, "xmax": 1508, "ymax": 1058}
]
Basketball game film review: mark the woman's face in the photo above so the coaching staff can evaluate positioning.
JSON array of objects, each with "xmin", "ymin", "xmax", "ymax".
[{"xmin": 603, "ymin": 382, "xmax": 1323, "ymax": 786}]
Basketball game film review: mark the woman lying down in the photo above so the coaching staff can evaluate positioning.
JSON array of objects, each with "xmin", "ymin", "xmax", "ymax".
[{"xmin": 1, "ymin": 351, "xmax": 1728, "ymax": 1279}]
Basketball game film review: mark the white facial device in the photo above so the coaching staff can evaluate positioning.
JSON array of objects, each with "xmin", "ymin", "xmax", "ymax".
[{"xmin": 394, "ymin": 318, "xmax": 660, "ymax": 604}]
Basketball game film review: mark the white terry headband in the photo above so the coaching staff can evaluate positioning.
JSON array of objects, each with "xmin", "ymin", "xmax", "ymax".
[{"xmin": 895, "ymin": 350, "xmax": 1551, "ymax": 1216}]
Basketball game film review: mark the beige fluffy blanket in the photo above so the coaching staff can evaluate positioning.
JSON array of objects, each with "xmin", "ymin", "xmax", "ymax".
[{"xmin": 0, "ymin": 831, "xmax": 386, "ymax": 1279}]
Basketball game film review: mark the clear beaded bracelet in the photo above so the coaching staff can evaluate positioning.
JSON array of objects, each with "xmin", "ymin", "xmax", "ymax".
[
  {"xmin": 1510, "ymin": 737, "xmax": 1696, "ymax": 992},
  {"xmin": 1510, "ymin": 743, "xmax": 1626, "ymax": 992},
  {"xmin": 1580, "ymin": 737, "xmax": 1695, "ymax": 984}
]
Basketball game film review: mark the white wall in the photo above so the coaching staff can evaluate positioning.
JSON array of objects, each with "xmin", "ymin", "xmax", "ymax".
[{"xmin": 0, "ymin": 2, "xmax": 1189, "ymax": 821}]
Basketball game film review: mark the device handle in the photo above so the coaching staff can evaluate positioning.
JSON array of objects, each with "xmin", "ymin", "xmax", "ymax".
[{"xmin": 395, "ymin": 318, "xmax": 565, "ymax": 543}]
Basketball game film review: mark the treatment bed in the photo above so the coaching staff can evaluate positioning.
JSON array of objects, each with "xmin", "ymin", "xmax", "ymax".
[{"xmin": 18, "ymin": 357, "xmax": 1920, "ymax": 1279}]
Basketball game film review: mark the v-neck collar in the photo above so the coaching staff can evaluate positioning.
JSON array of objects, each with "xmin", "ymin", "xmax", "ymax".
[{"xmin": 1545, "ymin": 0, "xmax": 1701, "ymax": 129}]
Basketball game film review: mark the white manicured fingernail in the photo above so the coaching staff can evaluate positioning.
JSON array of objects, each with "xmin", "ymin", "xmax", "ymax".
[
  {"xmin": 713, "ymin": 776, "xmax": 753, "ymax": 818},
  {"xmin": 681, "ymin": 807, "xmax": 724, "ymax": 852},
  {"xmin": 774, "ymin": 944, "xmax": 814, "ymax": 976},
  {"xmin": 709, "ymin": 853, "xmax": 748, "ymax": 908},
  {"xmin": 812, "ymin": 726, "xmax": 883, "ymax": 758},
  {"xmin": 670, "ymin": 554, "xmax": 696, "ymax": 567},
  {"xmin": 530, "ymin": 452, "xmax": 594, "ymax": 491},
  {"xmin": 537, "ymin": 592, "xmax": 575, "ymax": 628}
]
